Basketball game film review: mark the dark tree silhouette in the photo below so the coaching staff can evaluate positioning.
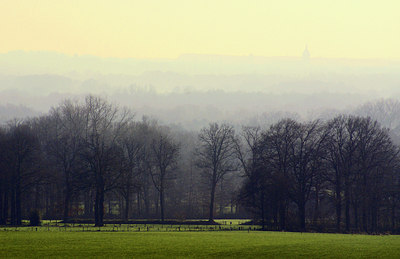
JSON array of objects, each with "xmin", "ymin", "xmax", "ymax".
[
  {"xmin": 0, "ymin": 128, "xmax": 8, "ymax": 225},
  {"xmin": 1, "ymin": 95, "xmax": 400, "ymax": 233},
  {"xmin": 286, "ymin": 120, "xmax": 328, "ymax": 231},
  {"xmin": 258, "ymin": 119, "xmax": 299, "ymax": 230},
  {"xmin": 42, "ymin": 100, "xmax": 86, "ymax": 221},
  {"xmin": 117, "ymin": 122, "xmax": 144, "ymax": 222},
  {"xmin": 146, "ymin": 129, "xmax": 179, "ymax": 222},
  {"xmin": 80, "ymin": 96, "xmax": 132, "ymax": 226},
  {"xmin": 196, "ymin": 123, "xmax": 238, "ymax": 222},
  {"xmin": 3, "ymin": 121, "xmax": 40, "ymax": 225}
]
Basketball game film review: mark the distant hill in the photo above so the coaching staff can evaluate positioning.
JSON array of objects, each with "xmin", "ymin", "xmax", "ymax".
[{"xmin": 0, "ymin": 104, "xmax": 39, "ymax": 123}]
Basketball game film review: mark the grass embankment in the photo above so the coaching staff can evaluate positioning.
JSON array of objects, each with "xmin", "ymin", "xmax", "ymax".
[{"xmin": 1, "ymin": 231, "xmax": 399, "ymax": 258}]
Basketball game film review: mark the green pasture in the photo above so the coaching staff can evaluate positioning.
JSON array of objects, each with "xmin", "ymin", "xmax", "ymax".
[
  {"xmin": 1, "ymin": 230, "xmax": 399, "ymax": 258},
  {"xmin": 1, "ymin": 220, "xmax": 257, "ymax": 232}
]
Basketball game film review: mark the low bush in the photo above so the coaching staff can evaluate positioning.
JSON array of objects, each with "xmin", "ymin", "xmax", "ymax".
[{"xmin": 29, "ymin": 210, "xmax": 41, "ymax": 226}]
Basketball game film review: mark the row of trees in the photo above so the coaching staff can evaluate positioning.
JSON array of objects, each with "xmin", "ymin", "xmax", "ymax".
[
  {"xmin": 0, "ymin": 96, "xmax": 243, "ymax": 227},
  {"xmin": 239, "ymin": 116, "xmax": 400, "ymax": 232},
  {"xmin": 1, "ymin": 96, "xmax": 400, "ymax": 232}
]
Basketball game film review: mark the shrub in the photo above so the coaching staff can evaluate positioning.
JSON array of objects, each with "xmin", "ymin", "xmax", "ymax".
[{"xmin": 29, "ymin": 210, "xmax": 41, "ymax": 226}]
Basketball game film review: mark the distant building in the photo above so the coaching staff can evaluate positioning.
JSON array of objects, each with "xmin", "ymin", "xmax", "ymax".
[{"xmin": 302, "ymin": 45, "xmax": 310, "ymax": 60}]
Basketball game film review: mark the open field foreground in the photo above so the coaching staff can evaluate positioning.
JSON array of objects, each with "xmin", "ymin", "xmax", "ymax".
[{"xmin": 1, "ymin": 231, "xmax": 399, "ymax": 258}]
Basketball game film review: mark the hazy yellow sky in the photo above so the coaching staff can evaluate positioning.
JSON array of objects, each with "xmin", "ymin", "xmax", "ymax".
[{"xmin": 1, "ymin": 0, "xmax": 399, "ymax": 59}]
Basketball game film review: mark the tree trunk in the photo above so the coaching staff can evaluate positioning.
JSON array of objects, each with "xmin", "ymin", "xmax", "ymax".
[
  {"xmin": 344, "ymin": 177, "xmax": 350, "ymax": 231},
  {"xmin": 45, "ymin": 190, "xmax": 49, "ymax": 219},
  {"xmin": 84, "ymin": 191, "xmax": 91, "ymax": 218},
  {"xmin": 99, "ymin": 190, "xmax": 104, "ymax": 226},
  {"xmin": 392, "ymin": 202, "xmax": 396, "ymax": 230},
  {"xmin": 155, "ymin": 194, "xmax": 159, "ymax": 218},
  {"xmin": 11, "ymin": 187, "xmax": 16, "ymax": 225},
  {"xmin": 354, "ymin": 201, "xmax": 359, "ymax": 231},
  {"xmin": 144, "ymin": 189, "xmax": 149, "ymax": 218},
  {"xmin": 94, "ymin": 190, "xmax": 99, "ymax": 226},
  {"xmin": 125, "ymin": 193, "xmax": 130, "ymax": 222},
  {"xmin": 63, "ymin": 170, "xmax": 72, "ymax": 222},
  {"xmin": 137, "ymin": 192, "xmax": 141, "ymax": 217},
  {"xmin": 0, "ymin": 186, "xmax": 4, "ymax": 225},
  {"xmin": 63, "ymin": 185, "xmax": 71, "ymax": 222},
  {"xmin": 160, "ymin": 189, "xmax": 164, "ymax": 222},
  {"xmin": 16, "ymin": 185, "xmax": 21, "ymax": 226},
  {"xmin": 371, "ymin": 204, "xmax": 377, "ymax": 233},
  {"xmin": 124, "ymin": 174, "xmax": 131, "ymax": 222},
  {"xmin": 95, "ymin": 181, "xmax": 105, "ymax": 227},
  {"xmin": 209, "ymin": 181, "xmax": 216, "ymax": 222},
  {"xmin": 279, "ymin": 202, "xmax": 286, "ymax": 230},
  {"xmin": 362, "ymin": 174, "xmax": 367, "ymax": 232},
  {"xmin": 4, "ymin": 190, "xmax": 9, "ymax": 225},
  {"xmin": 34, "ymin": 185, "xmax": 40, "ymax": 212},
  {"xmin": 260, "ymin": 191, "xmax": 265, "ymax": 230},
  {"xmin": 143, "ymin": 175, "xmax": 150, "ymax": 218},
  {"xmin": 314, "ymin": 184, "xmax": 320, "ymax": 224},
  {"xmin": 15, "ymin": 165, "xmax": 22, "ymax": 226},
  {"xmin": 335, "ymin": 182, "xmax": 342, "ymax": 232},
  {"xmin": 273, "ymin": 203, "xmax": 278, "ymax": 228},
  {"xmin": 299, "ymin": 201, "xmax": 306, "ymax": 231}
]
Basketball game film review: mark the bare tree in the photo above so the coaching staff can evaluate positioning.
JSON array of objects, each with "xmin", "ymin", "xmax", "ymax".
[
  {"xmin": 355, "ymin": 99, "xmax": 400, "ymax": 132},
  {"xmin": 81, "ymin": 95, "xmax": 133, "ymax": 226},
  {"xmin": 241, "ymin": 119, "xmax": 328, "ymax": 231},
  {"xmin": 325, "ymin": 115, "xmax": 362, "ymax": 232},
  {"xmin": 235, "ymin": 126, "xmax": 262, "ymax": 178},
  {"xmin": 353, "ymin": 117, "xmax": 398, "ymax": 232},
  {"xmin": 3, "ymin": 121, "xmax": 40, "ymax": 225},
  {"xmin": 146, "ymin": 128, "xmax": 180, "ymax": 222},
  {"xmin": 0, "ymin": 127, "xmax": 8, "ymax": 225},
  {"xmin": 196, "ymin": 123, "xmax": 238, "ymax": 222},
  {"xmin": 325, "ymin": 116, "xmax": 348, "ymax": 232},
  {"xmin": 287, "ymin": 120, "xmax": 328, "ymax": 231},
  {"xmin": 260, "ymin": 119, "xmax": 299, "ymax": 230},
  {"xmin": 41, "ymin": 100, "xmax": 86, "ymax": 221},
  {"xmin": 117, "ymin": 122, "xmax": 144, "ymax": 222},
  {"xmin": 234, "ymin": 126, "xmax": 266, "ymax": 227}
]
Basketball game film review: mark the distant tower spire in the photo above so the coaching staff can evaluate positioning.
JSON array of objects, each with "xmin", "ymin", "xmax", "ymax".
[{"xmin": 302, "ymin": 45, "xmax": 310, "ymax": 60}]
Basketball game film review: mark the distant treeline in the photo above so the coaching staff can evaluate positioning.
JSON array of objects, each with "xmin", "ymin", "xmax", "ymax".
[{"xmin": 0, "ymin": 96, "xmax": 399, "ymax": 233}]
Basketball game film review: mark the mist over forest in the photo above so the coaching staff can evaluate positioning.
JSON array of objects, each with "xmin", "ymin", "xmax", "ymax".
[
  {"xmin": 2, "ymin": 50, "xmax": 400, "ymax": 232},
  {"xmin": 1, "ymin": 51, "xmax": 400, "ymax": 129}
]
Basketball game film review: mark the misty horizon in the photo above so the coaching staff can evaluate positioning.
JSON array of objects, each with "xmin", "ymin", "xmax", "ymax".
[{"xmin": 1, "ymin": 49, "xmax": 399, "ymax": 130}]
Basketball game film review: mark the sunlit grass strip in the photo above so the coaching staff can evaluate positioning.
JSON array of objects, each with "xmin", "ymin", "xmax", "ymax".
[
  {"xmin": 1, "ymin": 231, "xmax": 399, "ymax": 258},
  {"xmin": 0, "ymin": 223, "xmax": 260, "ymax": 232}
]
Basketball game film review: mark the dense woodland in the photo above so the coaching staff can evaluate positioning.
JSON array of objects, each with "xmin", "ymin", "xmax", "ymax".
[{"xmin": 0, "ymin": 95, "xmax": 399, "ymax": 233}]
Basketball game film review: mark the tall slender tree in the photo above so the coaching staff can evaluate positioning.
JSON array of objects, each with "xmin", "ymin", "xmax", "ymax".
[
  {"xmin": 196, "ymin": 123, "xmax": 238, "ymax": 222},
  {"xmin": 146, "ymin": 129, "xmax": 180, "ymax": 222},
  {"xmin": 81, "ymin": 95, "xmax": 132, "ymax": 226}
]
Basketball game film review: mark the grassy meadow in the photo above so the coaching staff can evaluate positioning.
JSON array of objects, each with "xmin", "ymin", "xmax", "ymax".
[{"xmin": 1, "ymin": 227, "xmax": 399, "ymax": 258}]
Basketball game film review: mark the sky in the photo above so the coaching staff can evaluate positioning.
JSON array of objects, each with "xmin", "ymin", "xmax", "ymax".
[{"xmin": 1, "ymin": 0, "xmax": 400, "ymax": 59}]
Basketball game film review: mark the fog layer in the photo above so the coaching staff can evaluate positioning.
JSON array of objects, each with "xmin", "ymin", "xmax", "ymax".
[{"xmin": 1, "ymin": 51, "xmax": 399, "ymax": 128}]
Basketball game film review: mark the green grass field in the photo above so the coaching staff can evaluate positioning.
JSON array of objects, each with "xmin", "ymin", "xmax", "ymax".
[{"xmin": 1, "ymin": 230, "xmax": 399, "ymax": 258}]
